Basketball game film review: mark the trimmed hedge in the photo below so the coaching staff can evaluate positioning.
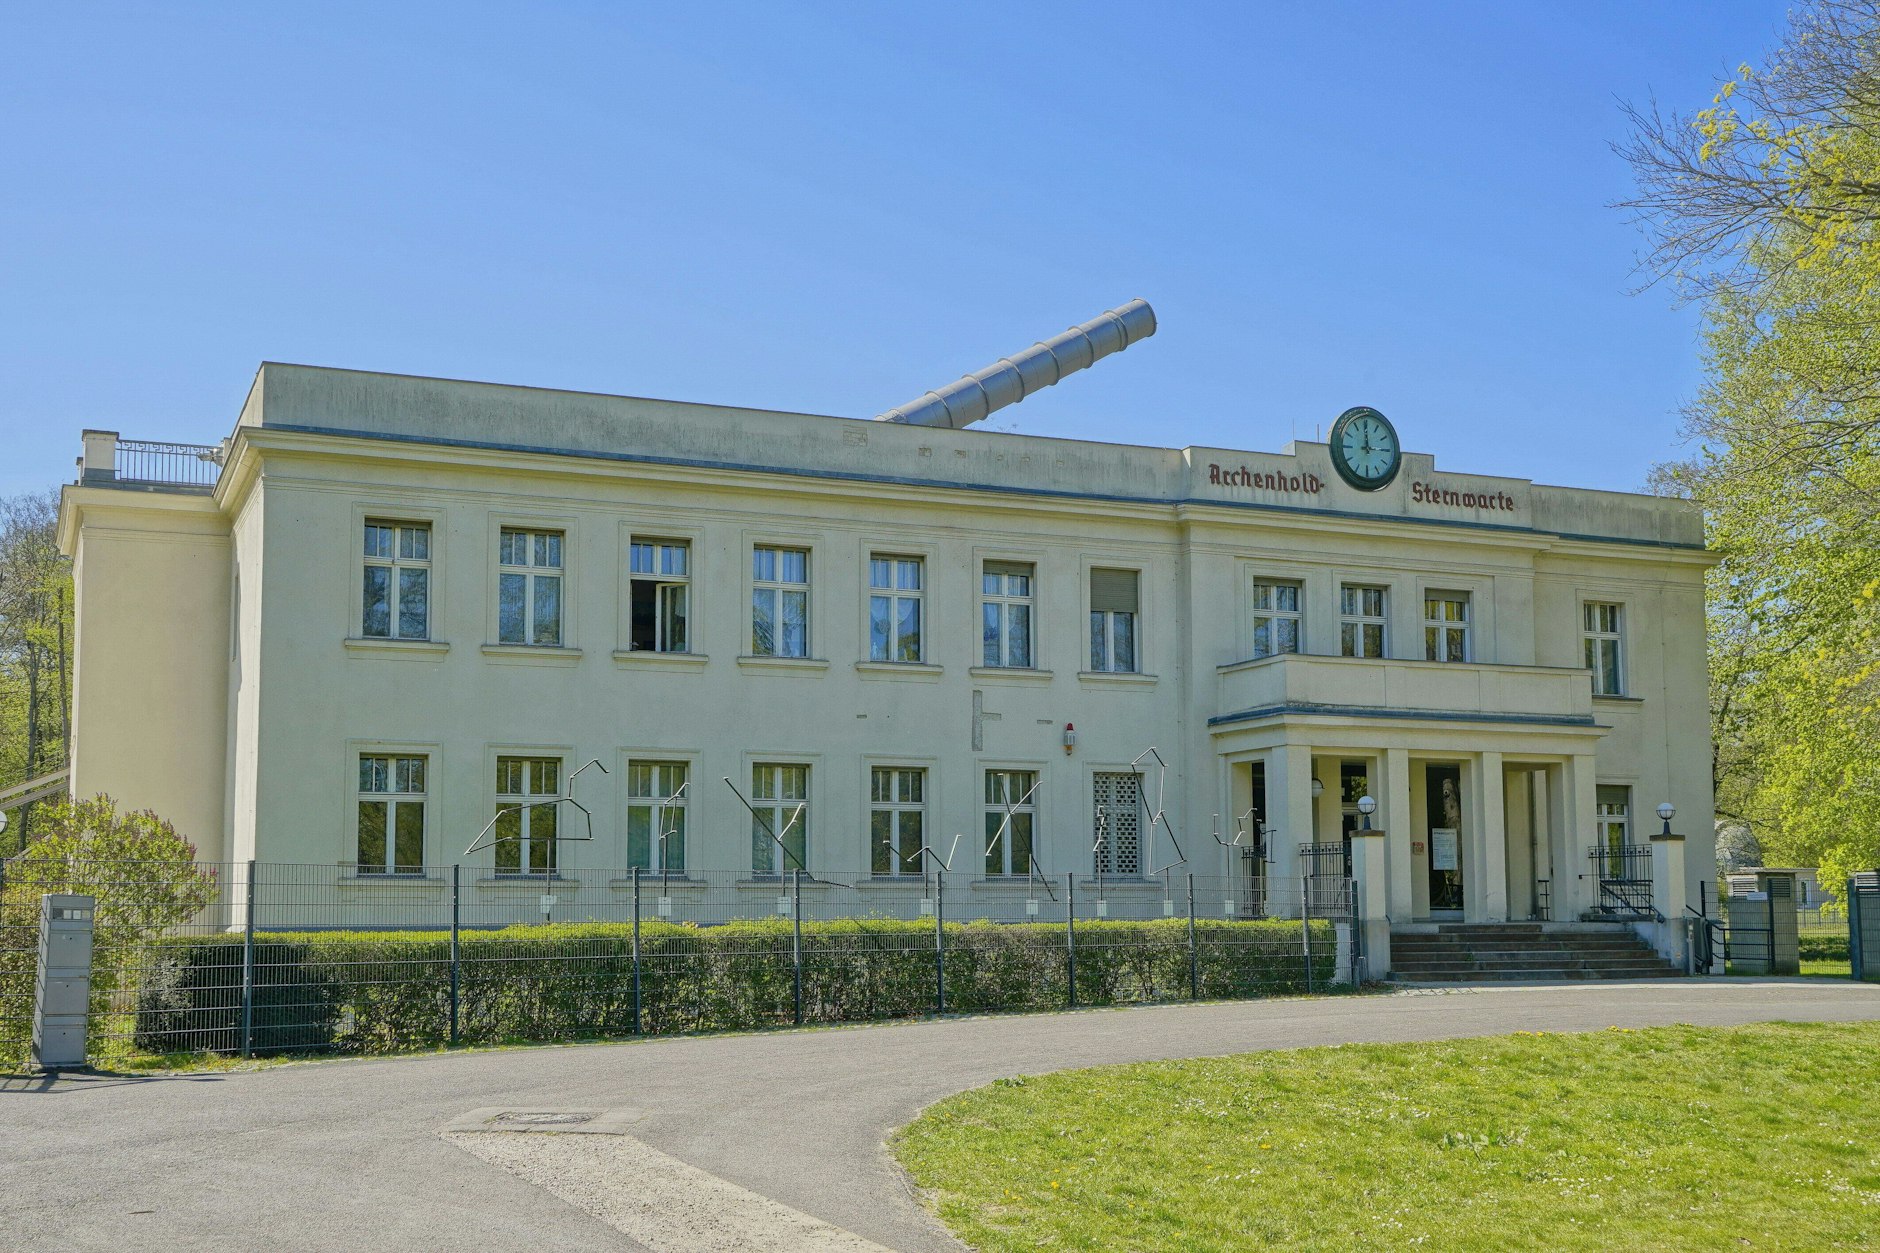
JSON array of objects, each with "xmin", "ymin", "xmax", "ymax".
[
  {"xmin": 132, "ymin": 918, "xmax": 1334, "ymax": 1055},
  {"xmin": 1799, "ymin": 931, "xmax": 1850, "ymax": 962}
]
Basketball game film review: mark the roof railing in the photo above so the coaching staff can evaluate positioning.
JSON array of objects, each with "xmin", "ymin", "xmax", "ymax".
[{"xmin": 78, "ymin": 431, "xmax": 223, "ymax": 491}]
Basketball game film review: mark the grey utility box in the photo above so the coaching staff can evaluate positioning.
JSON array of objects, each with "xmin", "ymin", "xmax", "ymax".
[{"xmin": 32, "ymin": 893, "xmax": 96, "ymax": 1070}]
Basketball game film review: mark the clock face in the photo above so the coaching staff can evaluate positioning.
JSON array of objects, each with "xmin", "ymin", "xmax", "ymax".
[{"xmin": 1329, "ymin": 406, "xmax": 1401, "ymax": 490}]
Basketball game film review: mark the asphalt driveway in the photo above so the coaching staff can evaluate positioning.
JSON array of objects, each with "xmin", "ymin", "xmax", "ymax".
[{"xmin": 3, "ymin": 978, "xmax": 1877, "ymax": 1251}]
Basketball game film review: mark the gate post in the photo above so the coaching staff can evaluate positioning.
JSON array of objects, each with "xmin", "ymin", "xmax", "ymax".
[
  {"xmin": 1186, "ymin": 873, "xmax": 1198, "ymax": 1000},
  {"xmin": 631, "ymin": 866, "xmax": 642, "ymax": 1035},
  {"xmin": 1066, "ymin": 873, "xmax": 1077, "ymax": 1009},
  {"xmin": 933, "ymin": 870, "xmax": 946, "ymax": 1016},
  {"xmin": 1648, "ymin": 826, "xmax": 1688, "ymax": 967},
  {"xmin": 31, "ymin": 894, "xmax": 94, "ymax": 1071},
  {"xmin": 791, "ymin": 869, "xmax": 803, "ymax": 1026},
  {"xmin": 448, "ymin": 864, "xmax": 461, "ymax": 1046},
  {"xmin": 241, "ymin": 859, "xmax": 256, "ymax": 1058},
  {"xmin": 1349, "ymin": 827, "xmax": 1390, "ymax": 982}
]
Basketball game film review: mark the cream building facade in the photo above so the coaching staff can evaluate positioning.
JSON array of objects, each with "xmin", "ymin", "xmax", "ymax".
[{"xmin": 57, "ymin": 364, "xmax": 1715, "ymax": 947}]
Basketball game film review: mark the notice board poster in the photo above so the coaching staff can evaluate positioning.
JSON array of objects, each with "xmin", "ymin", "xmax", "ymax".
[{"xmin": 1431, "ymin": 827, "xmax": 1459, "ymax": 872}]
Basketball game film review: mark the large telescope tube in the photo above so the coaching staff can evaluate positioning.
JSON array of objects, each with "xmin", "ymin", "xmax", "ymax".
[{"xmin": 873, "ymin": 299, "xmax": 1156, "ymax": 429}]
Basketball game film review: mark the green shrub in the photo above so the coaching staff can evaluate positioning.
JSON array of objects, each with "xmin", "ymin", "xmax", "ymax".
[
  {"xmin": 112, "ymin": 917, "xmax": 1335, "ymax": 1057},
  {"xmin": 1799, "ymin": 931, "xmax": 1850, "ymax": 962}
]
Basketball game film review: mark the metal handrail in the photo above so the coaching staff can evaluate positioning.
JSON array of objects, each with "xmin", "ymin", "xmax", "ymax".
[{"xmin": 116, "ymin": 440, "xmax": 222, "ymax": 488}]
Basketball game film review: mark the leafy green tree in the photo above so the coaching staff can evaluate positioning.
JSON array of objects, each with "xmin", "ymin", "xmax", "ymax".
[
  {"xmin": 0, "ymin": 489, "xmax": 73, "ymax": 851},
  {"xmin": 1622, "ymin": 1, "xmax": 1880, "ymax": 890}
]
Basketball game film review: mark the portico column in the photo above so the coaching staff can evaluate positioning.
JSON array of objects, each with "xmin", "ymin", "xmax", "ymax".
[
  {"xmin": 1557, "ymin": 753, "xmax": 1598, "ymax": 921},
  {"xmin": 1382, "ymin": 747, "xmax": 1413, "ymax": 919},
  {"xmin": 1266, "ymin": 744, "xmax": 1316, "ymax": 918},
  {"xmin": 1475, "ymin": 750, "xmax": 1508, "ymax": 922}
]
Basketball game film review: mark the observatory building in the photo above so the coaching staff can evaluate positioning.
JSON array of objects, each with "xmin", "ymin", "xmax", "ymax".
[{"xmin": 55, "ymin": 309, "xmax": 1714, "ymax": 953}]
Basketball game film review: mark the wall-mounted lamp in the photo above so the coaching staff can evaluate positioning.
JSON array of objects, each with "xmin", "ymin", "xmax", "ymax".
[
  {"xmin": 1062, "ymin": 723, "xmax": 1077, "ymax": 755},
  {"xmin": 1310, "ymin": 777, "xmax": 1324, "ymax": 799},
  {"xmin": 1357, "ymin": 794, "xmax": 1377, "ymax": 830},
  {"xmin": 1656, "ymin": 801, "xmax": 1676, "ymax": 837}
]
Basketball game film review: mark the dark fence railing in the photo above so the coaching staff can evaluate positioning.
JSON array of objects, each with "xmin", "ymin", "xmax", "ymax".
[
  {"xmin": 0, "ymin": 859, "xmax": 1351, "ymax": 1070},
  {"xmin": 114, "ymin": 440, "xmax": 222, "ymax": 488},
  {"xmin": 1588, "ymin": 843, "xmax": 1658, "ymax": 921}
]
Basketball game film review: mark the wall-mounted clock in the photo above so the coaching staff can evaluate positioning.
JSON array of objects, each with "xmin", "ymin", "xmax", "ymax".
[{"xmin": 1328, "ymin": 406, "xmax": 1401, "ymax": 491}]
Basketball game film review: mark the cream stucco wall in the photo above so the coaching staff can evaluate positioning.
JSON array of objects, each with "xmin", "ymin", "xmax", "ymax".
[{"xmin": 61, "ymin": 363, "xmax": 1718, "ymax": 924}]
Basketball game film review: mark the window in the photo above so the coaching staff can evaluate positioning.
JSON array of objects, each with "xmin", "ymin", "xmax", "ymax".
[
  {"xmin": 625, "ymin": 760, "xmax": 688, "ymax": 871},
  {"xmin": 362, "ymin": 522, "xmax": 431, "ymax": 640},
  {"xmin": 983, "ymin": 769, "xmax": 1037, "ymax": 876},
  {"xmin": 494, "ymin": 756, "xmax": 560, "ymax": 875},
  {"xmin": 629, "ymin": 540, "xmax": 690, "ymax": 653},
  {"xmin": 1583, "ymin": 602, "xmax": 1624, "ymax": 695},
  {"xmin": 1093, "ymin": 772, "xmax": 1142, "ymax": 875},
  {"xmin": 869, "ymin": 556, "xmax": 924, "ymax": 662},
  {"xmin": 1596, "ymin": 785, "xmax": 1632, "ymax": 873},
  {"xmin": 498, "ymin": 528, "xmax": 563, "ymax": 646},
  {"xmin": 981, "ymin": 562, "xmax": 1034, "ymax": 667},
  {"xmin": 1251, "ymin": 580, "xmax": 1302, "ymax": 658},
  {"xmin": 1089, "ymin": 568, "xmax": 1139, "ymax": 673},
  {"xmin": 1339, "ymin": 585, "xmax": 1387, "ymax": 658},
  {"xmin": 750, "ymin": 763, "xmax": 808, "ymax": 874},
  {"xmin": 357, "ymin": 754, "xmax": 425, "ymax": 875},
  {"xmin": 870, "ymin": 766, "xmax": 925, "ymax": 875},
  {"xmin": 1423, "ymin": 592, "xmax": 1470, "ymax": 662},
  {"xmin": 752, "ymin": 546, "xmax": 809, "ymax": 657}
]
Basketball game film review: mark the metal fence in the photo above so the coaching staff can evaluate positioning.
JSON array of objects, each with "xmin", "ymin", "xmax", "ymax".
[
  {"xmin": 113, "ymin": 439, "xmax": 222, "ymax": 488},
  {"xmin": 1588, "ymin": 843, "xmax": 1658, "ymax": 920},
  {"xmin": 1, "ymin": 859, "xmax": 1350, "ymax": 1069}
]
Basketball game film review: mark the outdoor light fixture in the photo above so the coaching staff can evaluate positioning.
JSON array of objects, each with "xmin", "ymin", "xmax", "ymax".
[
  {"xmin": 1357, "ymin": 794, "xmax": 1377, "ymax": 830},
  {"xmin": 1310, "ymin": 778, "xmax": 1324, "ymax": 798},
  {"xmin": 1656, "ymin": 801, "xmax": 1676, "ymax": 836},
  {"xmin": 1062, "ymin": 723, "xmax": 1077, "ymax": 755}
]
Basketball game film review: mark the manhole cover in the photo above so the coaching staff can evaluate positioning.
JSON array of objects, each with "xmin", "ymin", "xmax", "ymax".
[{"xmin": 492, "ymin": 1111, "xmax": 595, "ymax": 1126}]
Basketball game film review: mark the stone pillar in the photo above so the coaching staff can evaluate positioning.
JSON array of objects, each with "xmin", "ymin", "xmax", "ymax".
[
  {"xmin": 80, "ymin": 429, "xmax": 118, "ymax": 483},
  {"xmin": 1383, "ymin": 747, "xmax": 1414, "ymax": 920},
  {"xmin": 1756, "ymin": 871, "xmax": 1800, "ymax": 976},
  {"xmin": 1266, "ymin": 745, "xmax": 1315, "ymax": 918},
  {"xmin": 1649, "ymin": 827, "xmax": 1688, "ymax": 967},
  {"xmin": 1350, "ymin": 827, "xmax": 1390, "ymax": 980},
  {"xmin": 1548, "ymin": 753, "xmax": 1597, "ymax": 922},
  {"xmin": 1475, "ymin": 751, "xmax": 1508, "ymax": 922}
]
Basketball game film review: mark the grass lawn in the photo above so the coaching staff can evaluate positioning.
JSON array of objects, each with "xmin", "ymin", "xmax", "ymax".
[{"xmin": 894, "ymin": 1021, "xmax": 1880, "ymax": 1251}]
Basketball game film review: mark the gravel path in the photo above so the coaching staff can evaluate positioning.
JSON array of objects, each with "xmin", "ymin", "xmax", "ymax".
[{"xmin": 2, "ymin": 978, "xmax": 1876, "ymax": 1251}]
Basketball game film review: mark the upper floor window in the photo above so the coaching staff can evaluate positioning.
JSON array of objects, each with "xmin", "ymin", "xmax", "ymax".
[
  {"xmin": 984, "ymin": 768, "xmax": 1038, "ymax": 876},
  {"xmin": 981, "ymin": 562, "xmax": 1034, "ymax": 667},
  {"xmin": 357, "ymin": 753, "xmax": 425, "ymax": 875},
  {"xmin": 363, "ymin": 522, "xmax": 430, "ymax": 640},
  {"xmin": 750, "ymin": 762, "xmax": 809, "ymax": 874},
  {"xmin": 1093, "ymin": 771, "xmax": 1142, "ymax": 875},
  {"xmin": 1583, "ymin": 602, "xmax": 1624, "ymax": 695},
  {"xmin": 498, "ymin": 528, "xmax": 563, "ymax": 646},
  {"xmin": 869, "ymin": 556, "xmax": 924, "ymax": 662},
  {"xmin": 1424, "ymin": 592, "xmax": 1470, "ymax": 662},
  {"xmin": 870, "ymin": 766, "xmax": 925, "ymax": 876},
  {"xmin": 1089, "ymin": 568, "xmax": 1140, "ymax": 673},
  {"xmin": 1252, "ymin": 580, "xmax": 1302, "ymax": 658},
  {"xmin": 752, "ymin": 546, "xmax": 809, "ymax": 657},
  {"xmin": 1339, "ymin": 585, "xmax": 1387, "ymax": 659},
  {"xmin": 629, "ymin": 540, "xmax": 690, "ymax": 653},
  {"xmin": 494, "ymin": 755, "xmax": 560, "ymax": 875},
  {"xmin": 626, "ymin": 759, "xmax": 688, "ymax": 872}
]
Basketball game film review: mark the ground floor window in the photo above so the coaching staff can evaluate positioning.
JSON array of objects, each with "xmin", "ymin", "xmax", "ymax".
[
  {"xmin": 984, "ymin": 769, "xmax": 1038, "ymax": 876},
  {"xmin": 870, "ymin": 766, "xmax": 925, "ymax": 875},
  {"xmin": 751, "ymin": 763, "xmax": 809, "ymax": 874},
  {"xmin": 1092, "ymin": 771, "xmax": 1142, "ymax": 875},
  {"xmin": 357, "ymin": 753, "xmax": 425, "ymax": 874},
  {"xmin": 495, "ymin": 756, "xmax": 560, "ymax": 875},
  {"xmin": 626, "ymin": 759, "xmax": 688, "ymax": 871}
]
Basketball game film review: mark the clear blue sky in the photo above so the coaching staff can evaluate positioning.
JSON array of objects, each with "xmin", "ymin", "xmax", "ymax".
[{"xmin": 0, "ymin": 1, "xmax": 1789, "ymax": 498}]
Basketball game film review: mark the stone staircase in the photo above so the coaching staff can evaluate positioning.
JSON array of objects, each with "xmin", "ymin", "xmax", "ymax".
[{"xmin": 1389, "ymin": 922, "xmax": 1684, "ymax": 982}]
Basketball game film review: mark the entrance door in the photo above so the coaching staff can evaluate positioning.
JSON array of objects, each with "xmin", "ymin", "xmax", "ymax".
[{"xmin": 1425, "ymin": 763, "xmax": 1464, "ymax": 911}]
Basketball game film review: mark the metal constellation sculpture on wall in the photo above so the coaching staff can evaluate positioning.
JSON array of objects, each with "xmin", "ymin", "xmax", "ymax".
[{"xmin": 462, "ymin": 758, "xmax": 609, "ymax": 856}]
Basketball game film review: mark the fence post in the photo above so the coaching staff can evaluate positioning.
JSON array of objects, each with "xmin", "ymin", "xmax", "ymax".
[
  {"xmin": 1066, "ymin": 872, "xmax": 1077, "ymax": 1009},
  {"xmin": 1301, "ymin": 871, "xmax": 1315, "ymax": 995},
  {"xmin": 631, "ymin": 866, "xmax": 642, "ymax": 1035},
  {"xmin": 240, "ymin": 859, "xmax": 256, "ymax": 1058},
  {"xmin": 934, "ymin": 870, "xmax": 946, "ymax": 1016},
  {"xmin": 448, "ymin": 864, "xmax": 461, "ymax": 1046},
  {"xmin": 791, "ymin": 868, "xmax": 803, "ymax": 1027},
  {"xmin": 1849, "ymin": 878, "xmax": 1864, "ymax": 982},
  {"xmin": 1187, "ymin": 873, "xmax": 1199, "ymax": 1000}
]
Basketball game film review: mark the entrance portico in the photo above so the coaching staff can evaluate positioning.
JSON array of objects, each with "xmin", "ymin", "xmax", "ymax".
[{"xmin": 1210, "ymin": 653, "xmax": 1609, "ymax": 925}]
